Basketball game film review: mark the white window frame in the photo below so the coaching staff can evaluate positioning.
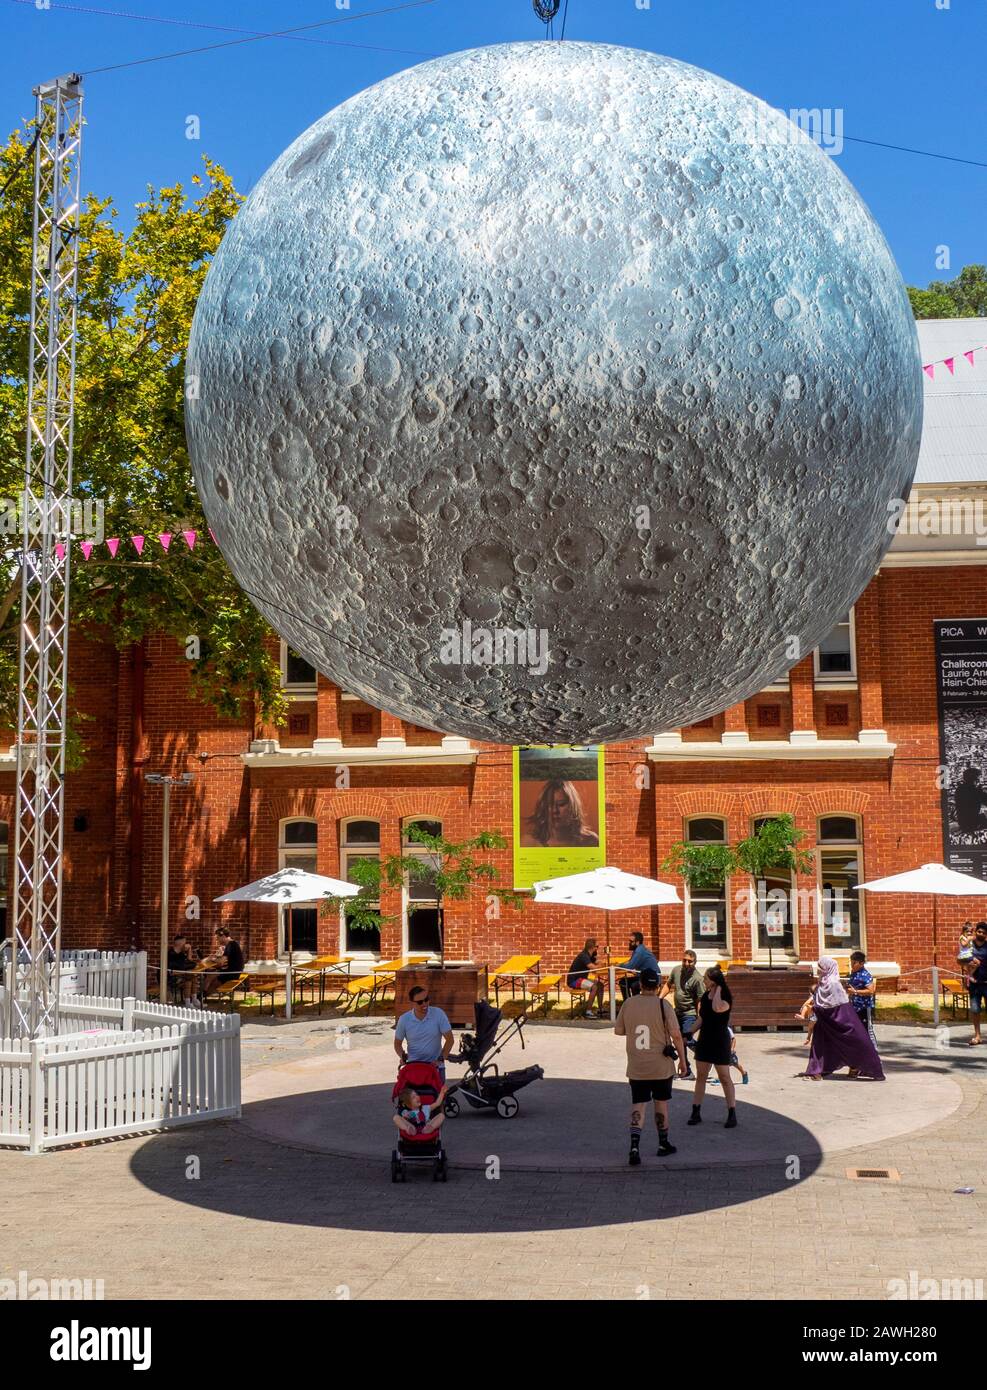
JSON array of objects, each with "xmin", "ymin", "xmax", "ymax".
[
  {"xmin": 339, "ymin": 817, "xmax": 381, "ymax": 960},
  {"xmin": 813, "ymin": 607, "xmax": 857, "ymax": 685},
  {"xmin": 749, "ymin": 816, "xmax": 799, "ymax": 962},
  {"xmin": 278, "ymin": 818, "xmax": 318, "ymax": 959},
  {"xmin": 684, "ymin": 816, "xmax": 730, "ymax": 960},
  {"xmin": 815, "ymin": 814, "xmax": 866, "ymax": 955},
  {"xmin": 401, "ymin": 818, "xmax": 442, "ymax": 959},
  {"xmin": 279, "ymin": 639, "xmax": 318, "ymax": 698}
]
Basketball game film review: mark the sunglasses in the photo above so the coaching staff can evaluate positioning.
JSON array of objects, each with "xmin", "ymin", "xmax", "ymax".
[{"xmin": 415, "ymin": 995, "xmax": 430, "ymax": 1005}]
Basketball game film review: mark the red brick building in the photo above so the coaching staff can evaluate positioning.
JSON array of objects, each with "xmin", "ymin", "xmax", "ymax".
[{"xmin": 1, "ymin": 319, "xmax": 985, "ymax": 986}]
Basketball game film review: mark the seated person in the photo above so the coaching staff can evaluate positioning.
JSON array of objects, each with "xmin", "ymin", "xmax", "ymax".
[
  {"xmin": 166, "ymin": 933, "xmax": 198, "ymax": 1003},
  {"xmin": 393, "ymin": 1082, "xmax": 447, "ymax": 1139},
  {"xmin": 617, "ymin": 931, "xmax": 660, "ymax": 1000},
  {"xmin": 567, "ymin": 937, "xmax": 605, "ymax": 1017},
  {"xmin": 198, "ymin": 927, "xmax": 245, "ymax": 999}
]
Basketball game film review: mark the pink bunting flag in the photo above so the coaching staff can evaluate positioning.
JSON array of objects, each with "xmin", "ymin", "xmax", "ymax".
[
  {"xmin": 54, "ymin": 543, "xmax": 65, "ymax": 561},
  {"xmin": 964, "ymin": 350, "xmax": 976, "ymax": 367},
  {"xmin": 158, "ymin": 533, "xmax": 172, "ymax": 552},
  {"xmin": 923, "ymin": 363, "xmax": 935, "ymax": 380},
  {"xmin": 182, "ymin": 530, "xmax": 197, "ymax": 551},
  {"xmin": 80, "ymin": 542, "xmax": 93, "ymax": 561},
  {"xmin": 132, "ymin": 535, "xmax": 145, "ymax": 555},
  {"xmin": 106, "ymin": 538, "xmax": 119, "ymax": 558},
  {"xmin": 943, "ymin": 357, "xmax": 955, "ymax": 375}
]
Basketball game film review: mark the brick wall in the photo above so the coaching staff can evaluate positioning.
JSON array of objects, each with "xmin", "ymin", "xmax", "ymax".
[{"xmin": 1, "ymin": 564, "xmax": 986, "ymax": 982}]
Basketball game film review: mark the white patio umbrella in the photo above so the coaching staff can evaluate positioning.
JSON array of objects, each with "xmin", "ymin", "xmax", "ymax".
[
  {"xmin": 855, "ymin": 861, "xmax": 987, "ymax": 967},
  {"xmin": 215, "ymin": 868, "xmax": 358, "ymax": 1018},
  {"xmin": 533, "ymin": 867, "xmax": 681, "ymax": 1020}
]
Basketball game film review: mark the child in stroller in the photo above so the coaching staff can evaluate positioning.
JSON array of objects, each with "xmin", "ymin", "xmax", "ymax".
[{"xmin": 390, "ymin": 1060, "xmax": 449, "ymax": 1182}]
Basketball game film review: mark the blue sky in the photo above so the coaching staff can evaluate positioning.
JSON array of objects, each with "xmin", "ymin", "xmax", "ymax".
[{"xmin": 1, "ymin": 0, "xmax": 984, "ymax": 286}]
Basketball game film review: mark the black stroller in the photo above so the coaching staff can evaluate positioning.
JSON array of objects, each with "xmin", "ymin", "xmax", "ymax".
[{"xmin": 443, "ymin": 1000, "xmax": 544, "ymax": 1119}]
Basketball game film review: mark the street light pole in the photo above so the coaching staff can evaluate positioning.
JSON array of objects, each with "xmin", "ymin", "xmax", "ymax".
[{"xmin": 145, "ymin": 772, "xmax": 193, "ymax": 1002}]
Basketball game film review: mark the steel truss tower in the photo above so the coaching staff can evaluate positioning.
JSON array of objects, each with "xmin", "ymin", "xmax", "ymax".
[{"xmin": 9, "ymin": 75, "xmax": 84, "ymax": 1038}]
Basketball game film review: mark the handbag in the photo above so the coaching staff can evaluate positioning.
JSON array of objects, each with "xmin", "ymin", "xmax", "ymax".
[{"xmin": 657, "ymin": 998, "xmax": 678, "ymax": 1060}]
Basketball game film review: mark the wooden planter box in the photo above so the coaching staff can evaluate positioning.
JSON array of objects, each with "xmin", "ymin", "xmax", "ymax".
[
  {"xmin": 393, "ymin": 963, "xmax": 489, "ymax": 1027},
  {"xmin": 727, "ymin": 965, "xmax": 813, "ymax": 1029}
]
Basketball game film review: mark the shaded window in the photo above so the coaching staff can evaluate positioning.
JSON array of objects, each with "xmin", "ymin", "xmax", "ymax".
[
  {"xmin": 818, "ymin": 815, "xmax": 859, "ymax": 843},
  {"xmin": 816, "ymin": 611, "xmax": 855, "ymax": 678},
  {"xmin": 281, "ymin": 643, "xmax": 317, "ymax": 690},
  {"xmin": 403, "ymin": 818, "xmax": 442, "ymax": 955},
  {"xmin": 340, "ymin": 820, "xmax": 380, "ymax": 955},
  {"xmin": 685, "ymin": 816, "xmax": 728, "ymax": 952}
]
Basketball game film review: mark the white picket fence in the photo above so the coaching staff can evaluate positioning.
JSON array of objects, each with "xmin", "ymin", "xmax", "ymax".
[
  {"xmin": 1, "ymin": 949, "xmax": 147, "ymax": 1001},
  {"xmin": 0, "ymin": 993, "xmax": 240, "ymax": 1153}
]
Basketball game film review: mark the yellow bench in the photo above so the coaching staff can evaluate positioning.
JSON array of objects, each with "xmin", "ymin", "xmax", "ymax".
[
  {"xmin": 529, "ymin": 974, "xmax": 563, "ymax": 1015},
  {"xmin": 243, "ymin": 973, "xmax": 284, "ymax": 1015},
  {"xmin": 202, "ymin": 971, "xmax": 248, "ymax": 1012}
]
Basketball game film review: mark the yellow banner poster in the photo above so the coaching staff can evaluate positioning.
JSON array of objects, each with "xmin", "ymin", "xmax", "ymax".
[{"xmin": 512, "ymin": 745, "xmax": 606, "ymax": 890}]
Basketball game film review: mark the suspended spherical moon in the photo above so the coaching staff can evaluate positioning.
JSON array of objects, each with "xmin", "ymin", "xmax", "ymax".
[{"xmin": 186, "ymin": 41, "xmax": 922, "ymax": 744}]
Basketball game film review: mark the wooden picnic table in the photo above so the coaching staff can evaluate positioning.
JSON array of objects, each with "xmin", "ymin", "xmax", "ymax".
[{"xmin": 491, "ymin": 954, "xmax": 542, "ymax": 1004}]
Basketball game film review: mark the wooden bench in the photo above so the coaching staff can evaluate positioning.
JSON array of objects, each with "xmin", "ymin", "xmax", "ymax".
[
  {"xmin": 202, "ymin": 971, "xmax": 249, "ymax": 1012},
  {"xmin": 241, "ymin": 973, "xmax": 284, "ymax": 1015},
  {"xmin": 941, "ymin": 975, "xmax": 969, "ymax": 1019}
]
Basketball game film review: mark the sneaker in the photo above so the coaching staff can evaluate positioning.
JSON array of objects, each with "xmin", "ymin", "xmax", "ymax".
[
  {"xmin": 656, "ymin": 1139, "xmax": 677, "ymax": 1156},
  {"xmin": 709, "ymin": 1075, "xmax": 720, "ymax": 1085},
  {"xmin": 682, "ymin": 1068, "xmax": 694, "ymax": 1080},
  {"xmin": 628, "ymin": 1147, "xmax": 641, "ymax": 1166}
]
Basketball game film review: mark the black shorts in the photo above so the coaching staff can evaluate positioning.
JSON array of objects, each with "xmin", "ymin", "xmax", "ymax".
[{"xmin": 629, "ymin": 1077, "xmax": 673, "ymax": 1103}]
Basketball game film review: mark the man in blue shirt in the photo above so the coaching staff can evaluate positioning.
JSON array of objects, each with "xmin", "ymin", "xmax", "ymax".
[
  {"xmin": 394, "ymin": 985, "xmax": 454, "ymax": 1080},
  {"xmin": 964, "ymin": 921, "xmax": 987, "ymax": 1046},
  {"xmin": 617, "ymin": 931, "xmax": 660, "ymax": 1001}
]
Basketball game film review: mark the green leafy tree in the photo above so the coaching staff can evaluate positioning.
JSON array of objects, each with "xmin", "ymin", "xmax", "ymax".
[
  {"xmin": 909, "ymin": 264, "xmax": 987, "ymax": 319},
  {"xmin": 661, "ymin": 840, "xmax": 735, "ymax": 890},
  {"xmin": 324, "ymin": 825, "xmax": 526, "ymax": 966},
  {"xmin": 0, "ymin": 120, "xmax": 287, "ymax": 742}
]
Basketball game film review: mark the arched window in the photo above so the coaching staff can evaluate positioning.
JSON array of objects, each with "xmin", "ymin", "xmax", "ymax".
[
  {"xmin": 817, "ymin": 815, "xmax": 864, "ymax": 954},
  {"xmin": 751, "ymin": 816, "xmax": 798, "ymax": 960},
  {"xmin": 278, "ymin": 819, "xmax": 318, "ymax": 954},
  {"xmin": 402, "ymin": 818, "xmax": 442, "ymax": 956},
  {"xmin": 340, "ymin": 818, "xmax": 380, "ymax": 956},
  {"xmin": 684, "ymin": 816, "xmax": 728, "ymax": 955}
]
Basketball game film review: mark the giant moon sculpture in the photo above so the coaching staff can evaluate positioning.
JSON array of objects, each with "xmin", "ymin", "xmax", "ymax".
[{"xmin": 186, "ymin": 42, "xmax": 922, "ymax": 744}]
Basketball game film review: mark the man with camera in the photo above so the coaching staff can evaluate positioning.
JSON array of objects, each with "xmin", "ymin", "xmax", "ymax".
[{"xmin": 614, "ymin": 966, "xmax": 688, "ymax": 1166}]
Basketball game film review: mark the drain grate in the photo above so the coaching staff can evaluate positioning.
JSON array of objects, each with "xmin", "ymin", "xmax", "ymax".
[{"xmin": 846, "ymin": 1167, "xmax": 901, "ymax": 1181}]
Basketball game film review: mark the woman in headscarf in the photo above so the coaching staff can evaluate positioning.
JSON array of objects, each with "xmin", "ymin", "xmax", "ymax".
[{"xmin": 801, "ymin": 957, "xmax": 884, "ymax": 1081}]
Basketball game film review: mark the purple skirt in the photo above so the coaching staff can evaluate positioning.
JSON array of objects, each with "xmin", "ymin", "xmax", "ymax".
[{"xmin": 806, "ymin": 1003, "xmax": 884, "ymax": 1079}]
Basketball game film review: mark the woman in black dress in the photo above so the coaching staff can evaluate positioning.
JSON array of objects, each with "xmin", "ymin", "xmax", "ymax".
[{"xmin": 688, "ymin": 967, "xmax": 737, "ymax": 1128}]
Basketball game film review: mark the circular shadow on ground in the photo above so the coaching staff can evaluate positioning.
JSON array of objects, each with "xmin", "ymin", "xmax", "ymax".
[{"xmin": 129, "ymin": 1078, "xmax": 822, "ymax": 1234}]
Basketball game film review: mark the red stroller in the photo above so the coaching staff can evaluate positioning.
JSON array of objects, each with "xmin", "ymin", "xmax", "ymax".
[{"xmin": 390, "ymin": 1061, "xmax": 449, "ymax": 1183}]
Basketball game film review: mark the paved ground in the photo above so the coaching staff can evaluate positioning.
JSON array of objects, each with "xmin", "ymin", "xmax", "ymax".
[
  {"xmin": 240, "ymin": 1020, "xmax": 963, "ymax": 1172},
  {"xmin": 0, "ymin": 1017, "xmax": 984, "ymax": 1301}
]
